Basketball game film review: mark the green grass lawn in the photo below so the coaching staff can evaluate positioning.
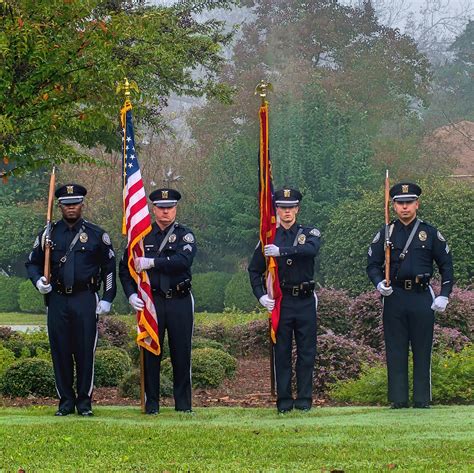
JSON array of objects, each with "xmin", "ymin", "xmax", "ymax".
[{"xmin": 0, "ymin": 406, "xmax": 472, "ymax": 471}]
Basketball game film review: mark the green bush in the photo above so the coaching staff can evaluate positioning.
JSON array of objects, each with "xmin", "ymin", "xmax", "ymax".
[
  {"xmin": 224, "ymin": 271, "xmax": 258, "ymax": 312},
  {"xmin": 3, "ymin": 329, "xmax": 50, "ymax": 358},
  {"xmin": 192, "ymin": 272, "xmax": 233, "ymax": 312},
  {"xmin": 330, "ymin": 344, "xmax": 474, "ymax": 404},
  {"xmin": 18, "ymin": 280, "xmax": 45, "ymax": 313},
  {"xmin": 202, "ymin": 347, "xmax": 237, "ymax": 377},
  {"xmin": 0, "ymin": 344, "xmax": 16, "ymax": 376},
  {"xmin": 118, "ymin": 369, "xmax": 173, "ymax": 399},
  {"xmin": 0, "ymin": 276, "xmax": 22, "ymax": 312},
  {"xmin": 0, "ymin": 358, "xmax": 55, "ymax": 397},
  {"xmin": 94, "ymin": 348, "xmax": 132, "ymax": 387},
  {"xmin": 112, "ymin": 289, "xmax": 132, "ymax": 315},
  {"xmin": 192, "ymin": 336, "xmax": 225, "ymax": 352},
  {"xmin": 321, "ymin": 179, "xmax": 474, "ymax": 294}
]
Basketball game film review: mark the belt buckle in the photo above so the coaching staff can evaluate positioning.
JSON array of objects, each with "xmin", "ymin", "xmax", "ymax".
[
  {"xmin": 165, "ymin": 289, "xmax": 173, "ymax": 299},
  {"xmin": 404, "ymin": 280, "xmax": 412, "ymax": 290},
  {"xmin": 65, "ymin": 286, "xmax": 73, "ymax": 294},
  {"xmin": 292, "ymin": 286, "xmax": 299, "ymax": 297}
]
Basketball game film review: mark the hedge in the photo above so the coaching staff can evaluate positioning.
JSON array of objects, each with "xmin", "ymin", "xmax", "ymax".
[
  {"xmin": 0, "ymin": 276, "xmax": 22, "ymax": 312},
  {"xmin": 224, "ymin": 271, "xmax": 258, "ymax": 312},
  {"xmin": 18, "ymin": 279, "xmax": 44, "ymax": 313},
  {"xmin": 192, "ymin": 272, "xmax": 233, "ymax": 312},
  {"xmin": 94, "ymin": 348, "xmax": 132, "ymax": 387}
]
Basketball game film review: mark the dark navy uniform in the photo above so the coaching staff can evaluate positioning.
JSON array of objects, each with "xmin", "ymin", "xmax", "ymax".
[
  {"xmin": 248, "ymin": 188, "xmax": 320, "ymax": 412},
  {"xmin": 367, "ymin": 182, "xmax": 453, "ymax": 407},
  {"xmin": 26, "ymin": 185, "xmax": 116, "ymax": 415},
  {"xmin": 119, "ymin": 189, "xmax": 197, "ymax": 414}
]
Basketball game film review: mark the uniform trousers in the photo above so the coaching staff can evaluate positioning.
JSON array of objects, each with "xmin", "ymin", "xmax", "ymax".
[
  {"xmin": 275, "ymin": 293, "xmax": 317, "ymax": 411},
  {"xmin": 47, "ymin": 290, "xmax": 98, "ymax": 413},
  {"xmin": 383, "ymin": 286, "xmax": 435, "ymax": 404},
  {"xmin": 143, "ymin": 292, "xmax": 194, "ymax": 412}
]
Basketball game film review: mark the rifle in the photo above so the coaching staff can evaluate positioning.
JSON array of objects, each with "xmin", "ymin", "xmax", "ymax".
[
  {"xmin": 43, "ymin": 167, "xmax": 56, "ymax": 283},
  {"xmin": 384, "ymin": 169, "xmax": 391, "ymax": 285}
]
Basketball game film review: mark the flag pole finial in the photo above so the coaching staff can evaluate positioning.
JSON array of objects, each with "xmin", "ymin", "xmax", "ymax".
[
  {"xmin": 116, "ymin": 78, "xmax": 139, "ymax": 106},
  {"xmin": 255, "ymin": 80, "xmax": 273, "ymax": 105}
]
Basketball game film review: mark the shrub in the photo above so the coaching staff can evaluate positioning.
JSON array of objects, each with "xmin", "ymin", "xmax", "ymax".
[
  {"xmin": 192, "ymin": 272, "xmax": 233, "ymax": 312},
  {"xmin": 0, "ymin": 358, "xmax": 55, "ymax": 397},
  {"xmin": 224, "ymin": 271, "xmax": 258, "ymax": 312},
  {"xmin": 118, "ymin": 369, "xmax": 173, "ymax": 399},
  {"xmin": 3, "ymin": 330, "xmax": 49, "ymax": 358},
  {"xmin": 0, "ymin": 276, "xmax": 22, "ymax": 312},
  {"xmin": 0, "ymin": 326, "xmax": 13, "ymax": 341},
  {"xmin": 312, "ymin": 331, "xmax": 382, "ymax": 396},
  {"xmin": 94, "ymin": 348, "xmax": 132, "ymax": 387},
  {"xmin": 3, "ymin": 333, "xmax": 31, "ymax": 358},
  {"xmin": 230, "ymin": 319, "xmax": 269, "ymax": 357},
  {"xmin": 350, "ymin": 290, "xmax": 384, "ymax": 351},
  {"xmin": 112, "ymin": 290, "xmax": 132, "ymax": 315},
  {"xmin": 97, "ymin": 316, "xmax": 129, "ymax": 349},
  {"xmin": 433, "ymin": 325, "xmax": 470, "ymax": 353},
  {"xmin": 317, "ymin": 287, "xmax": 352, "ymax": 335},
  {"xmin": 202, "ymin": 348, "xmax": 237, "ymax": 377},
  {"xmin": 18, "ymin": 280, "xmax": 44, "ymax": 313},
  {"xmin": 0, "ymin": 344, "xmax": 16, "ymax": 376},
  {"xmin": 192, "ymin": 337, "xmax": 225, "ymax": 352}
]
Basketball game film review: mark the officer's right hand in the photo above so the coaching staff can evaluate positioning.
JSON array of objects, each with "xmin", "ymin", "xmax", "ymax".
[
  {"xmin": 259, "ymin": 294, "xmax": 275, "ymax": 312},
  {"xmin": 36, "ymin": 276, "xmax": 52, "ymax": 295},
  {"xmin": 129, "ymin": 293, "xmax": 145, "ymax": 311},
  {"xmin": 377, "ymin": 280, "xmax": 393, "ymax": 297}
]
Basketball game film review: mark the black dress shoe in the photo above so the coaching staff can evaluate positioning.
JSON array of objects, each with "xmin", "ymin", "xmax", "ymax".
[
  {"xmin": 79, "ymin": 410, "xmax": 94, "ymax": 417},
  {"xmin": 176, "ymin": 409, "xmax": 194, "ymax": 414},
  {"xmin": 278, "ymin": 408, "xmax": 293, "ymax": 414},
  {"xmin": 390, "ymin": 402, "xmax": 409, "ymax": 409},
  {"xmin": 54, "ymin": 409, "xmax": 73, "ymax": 416},
  {"xmin": 413, "ymin": 402, "xmax": 430, "ymax": 409},
  {"xmin": 146, "ymin": 409, "xmax": 159, "ymax": 415},
  {"xmin": 295, "ymin": 407, "xmax": 311, "ymax": 412}
]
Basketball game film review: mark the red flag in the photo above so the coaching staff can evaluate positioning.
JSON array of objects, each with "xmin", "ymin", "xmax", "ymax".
[
  {"xmin": 259, "ymin": 102, "xmax": 282, "ymax": 343},
  {"xmin": 121, "ymin": 102, "xmax": 160, "ymax": 355}
]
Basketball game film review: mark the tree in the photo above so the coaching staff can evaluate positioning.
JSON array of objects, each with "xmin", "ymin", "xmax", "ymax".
[{"xmin": 0, "ymin": 0, "xmax": 235, "ymax": 176}]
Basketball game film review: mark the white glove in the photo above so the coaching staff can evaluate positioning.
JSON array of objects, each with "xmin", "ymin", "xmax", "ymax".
[
  {"xmin": 96, "ymin": 300, "xmax": 112, "ymax": 315},
  {"xmin": 135, "ymin": 257, "xmax": 155, "ymax": 273},
  {"xmin": 377, "ymin": 280, "xmax": 393, "ymax": 297},
  {"xmin": 129, "ymin": 293, "xmax": 145, "ymax": 311},
  {"xmin": 431, "ymin": 296, "xmax": 449, "ymax": 312},
  {"xmin": 264, "ymin": 244, "xmax": 280, "ymax": 257},
  {"xmin": 259, "ymin": 294, "xmax": 275, "ymax": 311},
  {"xmin": 36, "ymin": 276, "xmax": 52, "ymax": 295}
]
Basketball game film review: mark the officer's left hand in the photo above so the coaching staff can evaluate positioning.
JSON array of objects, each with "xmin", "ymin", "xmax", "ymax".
[
  {"xmin": 135, "ymin": 257, "xmax": 155, "ymax": 273},
  {"xmin": 264, "ymin": 244, "xmax": 280, "ymax": 257},
  {"xmin": 431, "ymin": 296, "xmax": 449, "ymax": 312},
  {"xmin": 96, "ymin": 300, "xmax": 112, "ymax": 315}
]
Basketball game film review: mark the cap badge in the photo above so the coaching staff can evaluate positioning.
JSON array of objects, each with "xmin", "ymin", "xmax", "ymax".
[
  {"xmin": 67, "ymin": 185, "xmax": 74, "ymax": 194},
  {"xmin": 402, "ymin": 185, "xmax": 409, "ymax": 193},
  {"xmin": 284, "ymin": 189, "xmax": 291, "ymax": 198},
  {"xmin": 168, "ymin": 234, "xmax": 177, "ymax": 243},
  {"xmin": 418, "ymin": 231, "xmax": 427, "ymax": 241},
  {"xmin": 298, "ymin": 234, "xmax": 306, "ymax": 245},
  {"xmin": 79, "ymin": 232, "xmax": 88, "ymax": 243},
  {"xmin": 161, "ymin": 190, "xmax": 168, "ymax": 199}
]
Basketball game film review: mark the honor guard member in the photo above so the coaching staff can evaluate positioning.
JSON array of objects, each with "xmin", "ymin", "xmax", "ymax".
[
  {"xmin": 248, "ymin": 188, "xmax": 321, "ymax": 413},
  {"xmin": 26, "ymin": 184, "xmax": 117, "ymax": 416},
  {"xmin": 367, "ymin": 182, "xmax": 454, "ymax": 409},
  {"xmin": 119, "ymin": 188, "xmax": 197, "ymax": 415}
]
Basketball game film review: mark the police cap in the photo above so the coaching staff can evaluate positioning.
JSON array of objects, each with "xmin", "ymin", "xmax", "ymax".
[
  {"xmin": 274, "ymin": 188, "xmax": 302, "ymax": 207},
  {"xmin": 55, "ymin": 184, "xmax": 87, "ymax": 205},
  {"xmin": 149, "ymin": 188, "xmax": 181, "ymax": 208},
  {"xmin": 389, "ymin": 182, "xmax": 422, "ymax": 202}
]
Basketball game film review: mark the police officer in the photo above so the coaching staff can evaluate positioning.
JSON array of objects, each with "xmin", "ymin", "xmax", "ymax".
[
  {"xmin": 26, "ymin": 184, "xmax": 117, "ymax": 416},
  {"xmin": 248, "ymin": 188, "xmax": 321, "ymax": 413},
  {"xmin": 367, "ymin": 182, "xmax": 453, "ymax": 408},
  {"xmin": 119, "ymin": 188, "xmax": 197, "ymax": 415}
]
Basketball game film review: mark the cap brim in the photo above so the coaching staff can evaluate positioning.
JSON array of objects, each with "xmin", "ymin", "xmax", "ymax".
[
  {"xmin": 58, "ymin": 197, "xmax": 84, "ymax": 205},
  {"xmin": 153, "ymin": 201, "xmax": 178, "ymax": 208},
  {"xmin": 393, "ymin": 197, "xmax": 418, "ymax": 202},
  {"xmin": 275, "ymin": 201, "xmax": 299, "ymax": 208}
]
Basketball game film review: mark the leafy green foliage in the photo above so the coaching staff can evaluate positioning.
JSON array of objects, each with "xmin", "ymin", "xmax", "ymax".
[
  {"xmin": 0, "ymin": 344, "xmax": 15, "ymax": 377},
  {"xmin": 192, "ymin": 336, "xmax": 225, "ymax": 352},
  {"xmin": 224, "ymin": 271, "xmax": 258, "ymax": 312},
  {"xmin": 94, "ymin": 347, "xmax": 132, "ymax": 387},
  {"xmin": 190, "ymin": 348, "xmax": 226, "ymax": 388},
  {"xmin": 192, "ymin": 272, "xmax": 233, "ymax": 312},
  {"xmin": 18, "ymin": 280, "xmax": 44, "ymax": 313},
  {"xmin": 97, "ymin": 315, "xmax": 130, "ymax": 349},
  {"xmin": 0, "ymin": 358, "xmax": 55, "ymax": 397},
  {"xmin": 317, "ymin": 287, "xmax": 353, "ymax": 335},
  {"xmin": 118, "ymin": 368, "xmax": 172, "ymax": 400},
  {"xmin": 0, "ymin": 276, "xmax": 22, "ymax": 311}
]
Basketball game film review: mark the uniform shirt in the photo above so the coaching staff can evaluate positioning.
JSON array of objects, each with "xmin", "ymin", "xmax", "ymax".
[
  {"xmin": 367, "ymin": 218, "xmax": 454, "ymax": 297},
  {"xmin": 26, "ymin": 218, "xmax": 117, "ymax": 302},
  {"xmin": 248, "ymin": 223, "xmax": 321, "ymax": 300},
  {"xmin": 119, "ymin": 221, "xmax": 197, "ymax": 298}
]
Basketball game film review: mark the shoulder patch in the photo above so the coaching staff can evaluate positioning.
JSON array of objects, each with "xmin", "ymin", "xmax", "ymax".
[
  {"xmin": 368, "ymin": 247, "xmax": 373, "ymax": 257},
  {"xmin": 183, "ymin": 244, "xmax": 193, "ymax": 252},
  {"xmin": 183, "ymin": 233, "xmax": 195, "ymax": 244},
  {"xmin": 309, "ymin": 228, "xmax": 321, "ymax": 237},
  {"xmin": 437, "ymin": 231, "xmax": 445, "ymax": 242},
  {"xmin": 102, "ymin": 233, "xmax": 111, "ymax": 245},
  {"xmin": 372, "ymin": 232, "xmax": 380, "ymax": 244},
  {"xmin": 33, "ymin": 236, "xmax": 40, "ymax": 249}
]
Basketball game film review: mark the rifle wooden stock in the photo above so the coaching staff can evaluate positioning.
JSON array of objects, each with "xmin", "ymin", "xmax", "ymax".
[
  {"xmin": 384, "ymin": 170, "xmax": 390, "ymax": 285},
  {"xmin": 43, "ymin": 167, "xmax": 56, "ymax": 283}
]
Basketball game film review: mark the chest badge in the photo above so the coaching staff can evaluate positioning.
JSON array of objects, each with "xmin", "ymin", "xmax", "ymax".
[
  {"xmin": 418, "ymin": 230, "xmax": 427, "ymax": 241},
  {"xmin": 79, "ymin": 232, "xmax": 88, "ymax": 243},
  {"xmin": 298, "ymin": 234, "xmax": 306, "ymax": 245},
  {"xmin": 168, "ymin": 234, "xmax": 177, "ymax": 243}
]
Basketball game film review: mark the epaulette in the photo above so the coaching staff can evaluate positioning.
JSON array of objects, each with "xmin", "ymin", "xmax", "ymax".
[{"xmin": 83, "ymin": 220, "xmax": 104, "ymax": 234}]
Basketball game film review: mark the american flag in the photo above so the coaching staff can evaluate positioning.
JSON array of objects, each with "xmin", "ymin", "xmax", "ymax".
[{"xmin": 121, "ymin": 102, "xmax": 160, "ymax": 355}]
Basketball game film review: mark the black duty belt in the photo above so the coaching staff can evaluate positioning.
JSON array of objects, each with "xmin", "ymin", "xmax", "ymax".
[
  {"xmin": 153, "ymin": 279, "xmax": 191, "ymax": 299},
  {"xmin": 280, "ymin": 281, "xmax": 315, "ymax": 297},
  {"xmin": 53, "ymin": 280, "xmax": 97, "ymax": 295},
  {"xmin": 393, "ymin": 276, "xmax": 430, "ymax": 291}
]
